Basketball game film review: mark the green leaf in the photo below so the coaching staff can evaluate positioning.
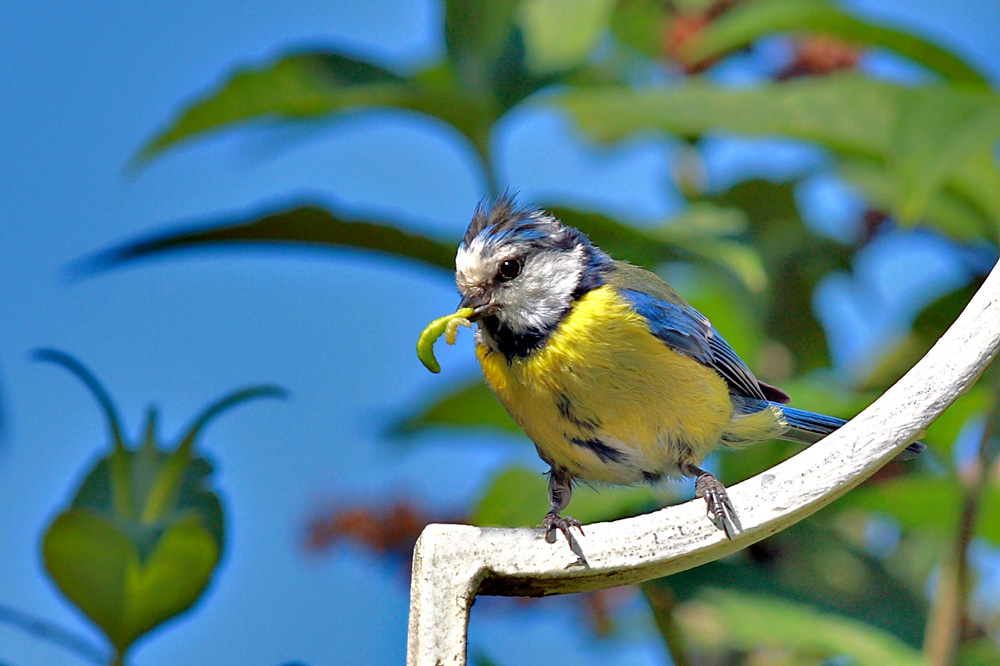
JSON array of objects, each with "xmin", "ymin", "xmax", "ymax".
[
  {"xmin": 665, "ymin": 201, "xmax": 750, "ymax": 236},
  {"xmin": 391, "ymin": 378, "xmax": 520, "ymax": 438},
  {"xmin": 950, "ymin": 149, "xmax": 1000, "ymax": 235},
  {"xmin": 676, "ymin": 589, "xmax": 925, "ymax": 664},
  {"xmin": 486, "ymin": 26, "xmax": 566, "ymax": 114},
  {"xmin": 64, "ymin": 386, "xmax": 282, "ymax": 553},
  {"xmin": 840, "ymin": 159, "xmax": 993, "ymax": 242},
  {"xmin": 38, "ymin": 354, "xmax": 284, "ymax": 658},
  {"xmin": 445, "ymin": 0, "xmax": 519, "ymax": 77},
  {"xmin": 43, "ymin": 510, "xmax": 219, "ymax": 656},
  {"xmin": 777, "ymin": 376, "xmax": 875, "ymax": 417},
  {"xmin": 610, "ymin": 0, "xmax": 668, "ymax": 58},
  {"xmin": 680, "ymin": 237, "xmax": 769, "ymax": 294},
  {"xmin": 684, "ymin": 0, "xmax": 988, "ymax": 85},
  {"xmin": 960, "ymin": 638, "xmax": 1000, "ymax": 666},
  {"xmin": 469, "ymin": 467, "xmax": 548, "ymax": 527},
  {"xmin": 78, "ymin": 200, "xmax": 769, "ymax": 302},
  {"xmin": 559, "ymin": 75, "xmax": 1000, "ymax": 237},
  {"xmin": 890, "ymin": 87, "xmax": 1000, "ymax": 224},
  {"xmin": 470, "ymin": 465, "xmax": 664, "ymax": 527},
  {"xmin": 561, "ymin": 74, "xmax": 900, "ymax": 149},
  {"xmin": 654, "ymin": 203, "xmax": 769, "ymax": 294},
  {"xmin": 517, "ymin": 0, "xmax": 617, "ymax": 74},
  {"xmin": 845, "ymin": 478, "xmax": 1000, "ymax": 545},
  {"xmin": 134, "ymin": 52, "xmax": 491, "ymax": 165},
  {"xmin": 71, "ymin": 204, "xmax": 458, "ymax": 276}
]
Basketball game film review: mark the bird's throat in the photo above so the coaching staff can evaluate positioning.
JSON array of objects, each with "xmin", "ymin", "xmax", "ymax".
[{"xmin": 479, "ymin": 314, "xmax": 553, "ymax": 362}]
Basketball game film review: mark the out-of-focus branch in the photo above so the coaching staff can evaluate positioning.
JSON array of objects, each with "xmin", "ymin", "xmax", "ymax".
[
  {"xmin": 642, "ymin": 583, "xmax": 690, "ymax": 666},
  {"xmin": 925, "ymin": 366, "xmax": 1000, "ymax": 665}
]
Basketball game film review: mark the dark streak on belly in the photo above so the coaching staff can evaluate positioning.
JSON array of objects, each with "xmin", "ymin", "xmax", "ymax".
[
  {"xmin": 557, "ymin": 392, "xmax": 601, "ymax": 432},
  {"xmin": 569, "ymin": 436, "xmax": 626, "ymax": 464}
]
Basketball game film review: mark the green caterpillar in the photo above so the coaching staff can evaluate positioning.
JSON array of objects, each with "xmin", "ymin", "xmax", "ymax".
[{"xmin": 416, "ymin": 307, "xmax": 474, "ymax": 373}]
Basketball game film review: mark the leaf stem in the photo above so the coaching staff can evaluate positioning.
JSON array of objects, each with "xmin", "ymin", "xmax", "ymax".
[
  {"xmin": 0, "ymin": 602, "xmax": 107, "ymax": 665},
  {"xmin": 32, "ymin": 349, "xmax": 127, "ymax": 450}
]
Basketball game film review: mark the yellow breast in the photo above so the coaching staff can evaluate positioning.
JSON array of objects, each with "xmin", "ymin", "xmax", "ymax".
[{"xmin": 477, "ymin": 285, "xmax": 734, "ymax": 484}]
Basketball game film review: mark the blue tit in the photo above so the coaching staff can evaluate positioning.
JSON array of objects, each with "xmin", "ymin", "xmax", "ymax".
[{"xmin": 454, "ymin": 195, "xmax": 924, "ymax": 543}]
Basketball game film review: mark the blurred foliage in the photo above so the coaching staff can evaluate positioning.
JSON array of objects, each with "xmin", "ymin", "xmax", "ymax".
[
  {"xmin": 674, "ymin": 589, "xmax": 925, "ymax": 665},
  {"xmin": 680, "ymin": 0, "xmax": 987, "ymax": 83},
  {"xmin": 562, "ymin": 76, "xmax": 1000, "ymax": 237},
  {"xmin": 470, "ymin": 466, "xmax": 665, "ymax": 527},
  {"xmin": 71, "ymin": 204, "xmax": 459, "ymax": 276},
  {"xmin": 858, "ymin": 279, "xmax": 985, "ymax": 392},
  {"xmin": 845, "ymin": 478, "xmax": 1000, "ymax": 544},
  {"xmin": 53, "ymin": 0, "xmax": 1000, "ymax": 664},
  {"xmin": 391, "ymin": 376, "xmax": 519, "ymax": 437},
  {"xmin": 304, "ymin": 500, "xmax": 457, "ymax": 565},
  {"xmin": 518, "ymin": 0, "xmax": 618, "ymax": 74},
  {"xmin": 131, "ymin": 53, "xmax": 493, "ymax": 168},
  {"xmin": 655, "ymin": 517, "xmax": 930, "ymax": 645},
  {"xmin": 34, "ymin": 350, "xmax": 283, "ymax": 665}
]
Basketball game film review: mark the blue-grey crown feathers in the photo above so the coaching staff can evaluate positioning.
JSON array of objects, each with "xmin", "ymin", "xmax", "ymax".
[
  {"xmin": 462, "ymin": 192, "xmax": 522, "ymax": 247},
  {"xmin": 461, "ymin": 193, "xmax": 607, "ymax": 261}
]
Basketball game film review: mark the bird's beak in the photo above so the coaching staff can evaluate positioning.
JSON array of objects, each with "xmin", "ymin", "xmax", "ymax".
[{"xmin": 458, "ymin": 292, "xmax": 492, "ymax": 321}]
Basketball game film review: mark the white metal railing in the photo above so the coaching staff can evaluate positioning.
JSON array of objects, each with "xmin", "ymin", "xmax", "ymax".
[{"xmin": 407, "ymin": 259, "xmax": 1000, "ymax": 666}]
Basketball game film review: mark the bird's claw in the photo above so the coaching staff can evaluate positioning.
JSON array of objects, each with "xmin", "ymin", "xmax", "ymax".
[
  {"xmin": 695, "ymin": 473, "xmax": 741, "ymax": 539},
  {"xmin": 541, "ymin": 511, "xmax": 584, "ymax": 544}
]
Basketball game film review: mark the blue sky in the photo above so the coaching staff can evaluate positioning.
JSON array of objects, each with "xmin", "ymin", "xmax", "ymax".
[{"xmin": 1, "ymin": 1, "xmax": 998, "ymax": 665}]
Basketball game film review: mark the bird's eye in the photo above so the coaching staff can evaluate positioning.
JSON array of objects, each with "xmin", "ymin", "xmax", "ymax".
[{"xmin": 497, "ymin": 258, "xmax": 522, "ymax": 281}]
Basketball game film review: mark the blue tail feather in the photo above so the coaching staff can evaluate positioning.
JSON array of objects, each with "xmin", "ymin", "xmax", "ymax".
[
  {"xmin": 780, "ymin": 405, "xmax": 846, "ymax": 443},
  {"xmin": 737, "ymin": 398, "xmax": 925, "ymax": 461}
]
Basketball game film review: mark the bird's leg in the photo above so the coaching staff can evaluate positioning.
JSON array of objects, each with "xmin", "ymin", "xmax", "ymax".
[
  {"xmin": 681, "ymin": 462, "xmax": 740, "ymax": 539},
  {"xmin": 541, "ymin": 467, "xmax": 583, "ymax": 544}
]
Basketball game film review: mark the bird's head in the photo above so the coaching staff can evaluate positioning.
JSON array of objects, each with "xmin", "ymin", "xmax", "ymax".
[{"xmin": 455, "ymin": 194, "xmax": 610, "ymax": 353}]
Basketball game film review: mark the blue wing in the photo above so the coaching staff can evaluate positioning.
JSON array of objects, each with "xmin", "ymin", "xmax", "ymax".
[{"xmin": 618, "ymin": 287, "xmax": 769, "ymax": 401}]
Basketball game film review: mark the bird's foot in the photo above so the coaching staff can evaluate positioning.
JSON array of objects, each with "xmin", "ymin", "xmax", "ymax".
[
  {"xmin": 541, "ymin": 511, "xmax": 584, "ymax": 544},
  {"xmin": 695, "ymin": 473, "xmax": 741, "ymax": 539}
]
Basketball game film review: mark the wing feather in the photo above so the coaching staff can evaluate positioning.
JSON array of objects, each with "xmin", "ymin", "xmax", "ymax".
[{"xmin": 610, "ymin": 262, "xmax": 769, "ymax": 401}]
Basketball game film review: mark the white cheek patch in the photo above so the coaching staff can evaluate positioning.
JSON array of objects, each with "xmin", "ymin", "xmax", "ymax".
[{"xmin": 495, "ymin": 246, "xmax": 585, "ymax": 332}]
